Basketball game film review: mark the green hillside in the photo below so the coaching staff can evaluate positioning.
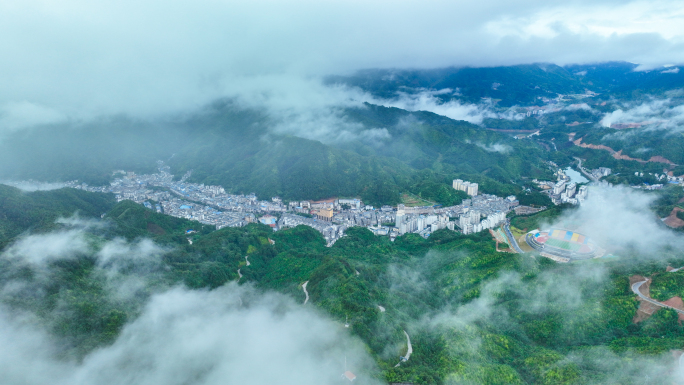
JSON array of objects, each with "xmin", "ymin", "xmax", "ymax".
[
  {"xmin": 0, "ymin": 184, "xmax": 116, "ymax": 249},
  {"xmin": 2, "ymin": 194, "xmax": 684, "ymax": 383},
  {"xmin": 0, "ymin": 100, "xmax": 555, "ymax": 206}
]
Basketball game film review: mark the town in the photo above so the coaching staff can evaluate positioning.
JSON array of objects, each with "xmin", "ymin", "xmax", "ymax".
[{"xmin": 64, "ymin": 161, "xmax": 525, "ymax": 246}]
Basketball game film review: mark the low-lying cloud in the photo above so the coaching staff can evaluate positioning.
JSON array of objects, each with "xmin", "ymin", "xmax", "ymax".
[
  {"xmin": 475, "ymin": 142, "xmax": 513, "ymax": 154},
  {"xmin": 0, "ymin": 284, "xmax": 378, "ymax": 385},
  {"xmin": 546, "ymin": 185, "xmax": 684, "ymax": 257},
  {"xmin": 3, "ymin": 229, "xmax": 90, "ymax": 265},
  {"xmin": 374, "ymin": 89, "xmax": 494, "ymax": 124},
  {"xmin": 600, "ymin": 96, "xmax": 684, "ymax": 133},
  {"xmin": 0, "ymin": 222, "xmax": 379, "ymax": 385},
  {"xmin": 1, "ymin": 180, "xmax": 68, "ymax": 191},
  {"xmin": 1, "ymin": 0, "xmax": 683, "ymax": 135}
]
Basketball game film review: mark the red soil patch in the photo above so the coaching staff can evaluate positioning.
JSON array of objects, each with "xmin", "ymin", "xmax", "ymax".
[
  {"xmin": 631, "ymin": 275, "xmax": 659, "ymax": 323},
  {"xmin": 629, "ymin": 275, "xmax": 646, "ymax": 286},
  {"xmin": 630, "ymin": 275, "xmax": 684, "ymax": 323},
  {"xmin": 648, "ymin": 155, "xmax": 676, "ymax": 165},
  {"xmin": 664, "ymin": 207, "xmax": 684, "ymax": 229},
  {"xmin": 573, "ymin": 137, "xmax": 676, "ymax": 165}
]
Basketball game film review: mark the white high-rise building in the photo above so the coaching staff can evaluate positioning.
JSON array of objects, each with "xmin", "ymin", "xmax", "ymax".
[
  {"xmin": 565, "ymin": 182, "xmax": 577, "ymax": 198},
  {"xmin": 396, "ymin": 208, "xmax": 405, "ymax": 229},
  {"xmin": 576, "ymin": 186, "xmax": 589, "ymax": 202},
  {"xmin": 469, "ymin": 210, "xmax": 481, "ymax": 224},
  {"xmin": 553, "ymin": 181, "xmax": 566, "ymax": 195},
  {"xmin": 459, "ymin": 215, "xmax": 470, "ymax": 229},
  {"xmin": 417, "ymin": 217, "xmax": 425, "ymax": 232},
  {"xmin": 454, "ymin": 179, "xmax": 478, "ymax": 196}
]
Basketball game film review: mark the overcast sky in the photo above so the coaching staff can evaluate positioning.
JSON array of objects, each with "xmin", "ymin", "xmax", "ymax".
[{"xmin": 1, "ymin": 0, "xmax": 683, "ymax": 128}]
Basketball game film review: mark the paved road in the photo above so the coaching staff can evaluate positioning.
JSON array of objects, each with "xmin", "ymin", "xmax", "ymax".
[
  {"xmin": 503, "ymin": 223, "xmax": 524, "ymax": 254},
  {"xmin": 302, "ymin": 281, "xmax": 310, "ymax": 305},
  {"xmin": 574, "ymin": 157, "xmax": 599, "ymax": 183},
  {"xmin": 394, "ymin": 330, "xmax": 413, "ymax": 367},
  {"xmin": 631, "ymin": 280, "xmax": 684, "ymax": 315}
]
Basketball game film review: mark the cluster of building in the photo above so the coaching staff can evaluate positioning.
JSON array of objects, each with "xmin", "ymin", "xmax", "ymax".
[
  {"xmin": 458, "ymin": 209, "xmax": 507, "ymax": 235},
  {"xmin": 66, "ymin": 162, "xmax": 287, "ymax": 230},
  {"xmin": 60, "ymin": 162, "xmax": 529, "ymax": 245},
  {"xmin": 333, "ymin": 207, "xmax": 395, "ymax": 228},
  {"xmin": 452, "ymin": 179, "xmax": 479, "ymax": 196},
  {"xmin": 635, "ymin": 172, "xmax": 684, "ymax": 185},
  {"xmin": 396, "ymin": 208, "xmax": 451, "ymax": 237},
  {"xmin": 632, "ymin": 184, "xmax": 664, "ymax": 191},
  {"xmin": 534, "ymin": 169, "xmax": 588, "ymax": 205},
  {"xmin": 590, "ymin": 167, "xmax": 612, "ymax": 180},
  {"xmin": 277, "ymin": 214, "xmax": 346, "ymax": 247},
  {"xmin": 551, "ymin": 180, "xmax": 588, "ymax": 205},
  {"xmin": 455, "ymin": 194, "xmax": 517, "ymax": 234}
]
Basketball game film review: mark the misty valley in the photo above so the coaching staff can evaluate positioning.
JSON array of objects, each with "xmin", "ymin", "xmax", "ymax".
[{"xmin": 2, "ymin": 5, "xmax": 684, "ymax": 383}]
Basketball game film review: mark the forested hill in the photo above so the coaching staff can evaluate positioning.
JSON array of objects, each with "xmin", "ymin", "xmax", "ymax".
[
  {"xmin": 2, "ymin": 191, "xmax": 684, "ymax": 383},
  {"xmin": 327, "ymin": 64, "xmax": 585, "ymax": 106},
  {"xmin": 328, "ymin": 62, "xmax": 684, "ymax": 106},
  {"xmin": 0, "ymin": 101, "xmax": 553, "ymax": 206},
  {"xmin": 565, "ymin": 62, "xmax": 684, "ymax": 97},
  {"xmin": 0, "ymin": 184, "xmax": 115, "ymax": 249}
]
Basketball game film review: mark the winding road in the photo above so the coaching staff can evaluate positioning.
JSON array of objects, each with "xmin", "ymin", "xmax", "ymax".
[
  {"xmin": 631, "ymin": 280, "xmax": 684, "ymax": 315},
  {"xmin": 394, "ymin": 330, "xmax": 413, "ymax": 367},
  {"xmin": 302, "ymin": 281, "xmax": 310, "ymax": 305}
]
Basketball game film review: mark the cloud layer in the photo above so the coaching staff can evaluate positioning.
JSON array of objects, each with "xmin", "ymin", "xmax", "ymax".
[
  {"xmin": 546, "ymin": 185, "xmax": 684, "ymax": 257},
  {"xmin": 0, "ymin": 285, "xmax": 378, "ymax": 385},
  {"xmin": 601, "ymin": 96, "xmax": 684, "ymax": 133},
  {"xmin": 1, "ymin": 0, "xmax": 683, "ymax": 131},
  {"xmin": 0, "ymin": 223, "xmax": 378, "ymax": 385}
]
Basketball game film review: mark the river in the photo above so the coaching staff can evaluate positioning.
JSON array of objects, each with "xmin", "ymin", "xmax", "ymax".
[{"xmin": 564, "ymin": 167, "xmax": 589, "ymax": 184}]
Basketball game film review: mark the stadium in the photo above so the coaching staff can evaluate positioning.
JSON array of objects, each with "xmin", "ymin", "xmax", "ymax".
[{"xmin": 525, "ymin": 228, "xmax": 600, "ymax": 262}]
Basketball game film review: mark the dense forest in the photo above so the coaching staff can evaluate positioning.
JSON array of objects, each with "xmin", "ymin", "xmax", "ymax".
[{"xmin": 2, "ymin": 187, "xmax": 684, "ymax": 384}]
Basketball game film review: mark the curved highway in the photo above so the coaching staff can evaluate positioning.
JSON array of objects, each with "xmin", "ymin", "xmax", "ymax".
[
  {"xmin": 503, "ymin": 223, "xmax": 524, "ymax": 254},
  {"xmin": 631, "ymin": 280, "xmax": 684, "ymax": 315}
]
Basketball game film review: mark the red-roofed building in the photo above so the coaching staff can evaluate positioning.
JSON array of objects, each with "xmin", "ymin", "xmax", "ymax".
[{"xmin": 343, "ymin": 371, "xmax": 356, "ymax": 381}]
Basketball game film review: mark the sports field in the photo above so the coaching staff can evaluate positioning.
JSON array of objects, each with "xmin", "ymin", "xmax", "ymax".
[
  {"xmin": 531, "ymin": 228, "xmax": 595, "ymax": 254},
  {"xmin": 545, "ymin": 238, "xmax": 582, "ymax": 251}
]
